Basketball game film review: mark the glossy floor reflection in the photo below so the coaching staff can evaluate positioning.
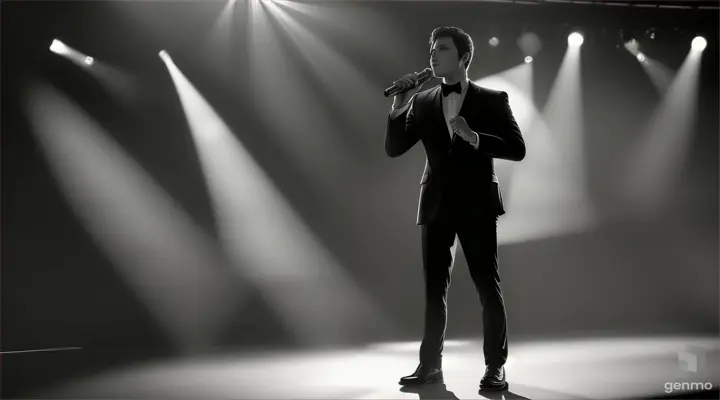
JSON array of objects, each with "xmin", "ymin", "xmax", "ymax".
[{"xmin": 25, "ymin": 336, "xmax": 720, "ymax": 399}]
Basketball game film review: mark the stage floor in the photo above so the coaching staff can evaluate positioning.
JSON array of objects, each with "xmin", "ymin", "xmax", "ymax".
[{"xmin": 16, "ymin": 336, "xmax": 720, "ymax": 399}]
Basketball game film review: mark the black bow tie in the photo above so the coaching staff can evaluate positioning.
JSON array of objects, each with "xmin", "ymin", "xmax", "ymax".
[{"xmin": 441, "ymin": 82, "xmax": 462, "ymax": 96}]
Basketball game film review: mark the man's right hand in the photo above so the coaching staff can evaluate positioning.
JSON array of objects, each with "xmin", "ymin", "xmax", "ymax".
[{"xmin": 392, "ymin": 72, "xmax": 422, "ymax": 108}]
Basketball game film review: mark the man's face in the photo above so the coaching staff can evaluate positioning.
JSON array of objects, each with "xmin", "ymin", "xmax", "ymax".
[{"xmin": 430, "ymin": 37, "xmax": 463, "ymax": 77}]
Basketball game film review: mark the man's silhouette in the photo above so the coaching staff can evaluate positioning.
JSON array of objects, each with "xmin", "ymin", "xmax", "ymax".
[{"xmin": 385, "ymin": 26, "xmax": 525, "ymax": 392}]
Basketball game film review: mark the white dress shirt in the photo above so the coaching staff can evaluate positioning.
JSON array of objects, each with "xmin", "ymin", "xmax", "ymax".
[
  {"xmin": 442, "ymin": 79, "xmax": 479, "ymax": 150},
  {"xmin": 390, "ymin": 79, "xmax": 479, "ymax": 149}
]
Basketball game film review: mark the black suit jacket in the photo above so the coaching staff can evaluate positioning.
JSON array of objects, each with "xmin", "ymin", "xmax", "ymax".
[{"xmin": 385, "ymin": 82, "xmax": 526, "ymax": 225}]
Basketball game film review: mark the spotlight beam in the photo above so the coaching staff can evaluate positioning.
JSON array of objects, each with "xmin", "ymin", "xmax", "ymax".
[
  {"xmin": 160, "ymin": 56, "xmax": 395, "ymax": 346},
  {"xmin": 26, "ymin": 83, "xmax": 238, "ymax": 353}
]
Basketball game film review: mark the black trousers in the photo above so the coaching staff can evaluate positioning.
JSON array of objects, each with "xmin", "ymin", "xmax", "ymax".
[{"xmin": 418, "ymin": 193, "xmax": 508, "ymax": 369}]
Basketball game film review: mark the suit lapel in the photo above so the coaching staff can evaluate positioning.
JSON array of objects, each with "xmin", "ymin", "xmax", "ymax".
[
  {"xmin": 429, "ymin": 82, "xmax": 480, "ymax": 152},
  {"xmin": 431, "ymin": 86, "xmax": 452, "ymax": 149},
  {"xmin": 432, "ymin": 85, "xmax": 445, "ymax": 127},
  {"xmin": 458, "ymin": 81, "xmax": 478, "ymax": 121},
  {"xmin": 448, "ymin": 81, "xmax": 479, "ymax": 149}
]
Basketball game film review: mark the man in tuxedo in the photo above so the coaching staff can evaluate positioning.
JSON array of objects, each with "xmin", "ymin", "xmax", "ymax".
[{"xmin": 385, "ymin": 26, "xmax": 525, "ymax": 392}]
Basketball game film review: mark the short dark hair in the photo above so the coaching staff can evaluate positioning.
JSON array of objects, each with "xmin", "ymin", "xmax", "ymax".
[{"xmin": 429, "ymin": 26, "xmax": 474, "ymax": 70}]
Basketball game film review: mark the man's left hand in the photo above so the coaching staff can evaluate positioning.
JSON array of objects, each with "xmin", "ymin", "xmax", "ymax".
[{"xmin": 450, "ymin": 116, "xmax": 477, "ymax": 145}]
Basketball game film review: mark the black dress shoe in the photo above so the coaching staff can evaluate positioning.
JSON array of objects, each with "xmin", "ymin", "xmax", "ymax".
[
  {"xmin": 479, "ymin": 365, "xmax": 508, "ymax": 392},
  {"xmin": 399, "ymin": 363, "xmax": 444, "ymax": 386}
]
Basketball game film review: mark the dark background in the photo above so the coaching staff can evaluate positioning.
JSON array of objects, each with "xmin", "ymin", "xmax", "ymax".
[{"xmin": 2, "ymin": 0, "xmax": 718, "ymax": 395}]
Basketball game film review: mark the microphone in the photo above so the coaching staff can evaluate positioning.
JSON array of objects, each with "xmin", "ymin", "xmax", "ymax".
[{"xmin": 384, "ymin": 68, "xmax": 433, "ymax": 97}]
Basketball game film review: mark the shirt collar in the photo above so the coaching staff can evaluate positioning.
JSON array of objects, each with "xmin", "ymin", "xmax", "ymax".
[{"xmin": 441, "ymin": 78, "xmax": 470, "ymax": 97}]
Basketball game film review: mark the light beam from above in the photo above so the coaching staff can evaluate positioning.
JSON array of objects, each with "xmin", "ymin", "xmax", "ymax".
[
  {"xmin": 495, "ymin": 45, "xmax": 593, "ymax": 244},
  {"xmin": 160, "ymin": 55, "xmax": 396, "ymax": 347},
  {"xmin": 25, "ymin": 83, "xmax": 239, "ymax": 354},
  {"xmin": 246, "ymin": 0, "xmax": 351, "ymax": 190},
  {"xmin": 619, "ymin": 46, "xmax": 703, "ymax": 218}
]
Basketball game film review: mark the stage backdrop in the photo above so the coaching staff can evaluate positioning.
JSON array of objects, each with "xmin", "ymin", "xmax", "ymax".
[{"xmin": 3, "ymin": 1, "xmax": 718, "ymax": 359}]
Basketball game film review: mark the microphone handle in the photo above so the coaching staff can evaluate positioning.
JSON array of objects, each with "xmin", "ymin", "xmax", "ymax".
[
  {"xmin": 383, "ymin": 68, "xmax": 432, "ymax": 97},
  {"xmin": 384, "ymin": 82, "xmax": 417, "ymax": 98}
]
